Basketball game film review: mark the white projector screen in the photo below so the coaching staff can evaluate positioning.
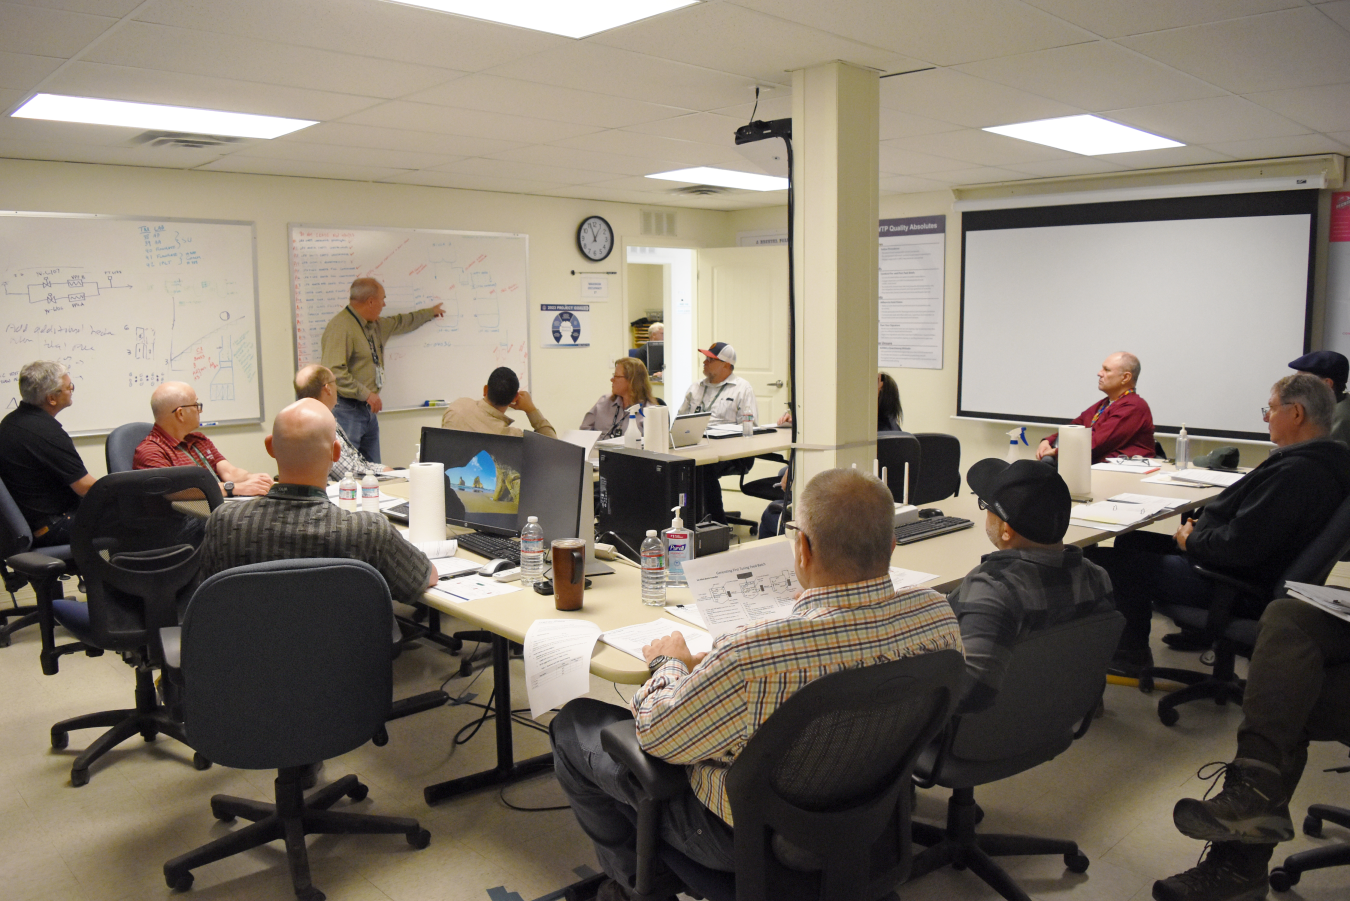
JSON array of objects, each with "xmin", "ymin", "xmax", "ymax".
[{"xmin": 959, "ymin": 191, "xmax": 1318, "ymax": 441}]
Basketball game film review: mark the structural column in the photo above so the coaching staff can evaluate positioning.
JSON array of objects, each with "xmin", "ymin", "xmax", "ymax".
[{"xmin": 792, "ymin": 61, "xmax": 880, "ymax": 483}]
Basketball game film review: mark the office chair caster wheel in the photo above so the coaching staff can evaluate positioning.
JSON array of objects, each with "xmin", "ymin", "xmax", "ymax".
[
  {"xmin": 1268, "ymin": 867, "xmax": 1294, "ymax": 891},
  {"xmin": 1138, "ymin": 675, "xmax": 1154, "ymax": 694},
  {"xmin": 299, "ymin": 887, "xmax": 325, "ymax": 901},
  {"xmin": 1303, "ymin": 813, "xmax": 1323, "ymax": 837},
  {"xmin": 165, "ymin": 868, "xmax": 193, "ymax": 892},
  {"xmin": 192, "ymin": 752, "xmax": 211, "ymax": 771},
  {"xmin": 1158, "ymin": 706, "xmax": 1180, "ymax": 727},
  {"xmin": 51, "ymin": 729, "xmax": 68, "ymax": 750},
  {"xmin": 70, "ymin": 767, "xmax": 89, "ymax": 787},
  {"xmin": 1065, "ymin": 851, "xmax": 1089, "ymax": 873},
  {"xmin": 347, "ymin": 781, "xmax": 369, "ymax": 802},
  {"xmin": 141, "ymin": 727, "xmax": 158, "ymax": 742},
  {"xmin": 408, "ymin": 828, "xmax": 431, "ymax": 849}
]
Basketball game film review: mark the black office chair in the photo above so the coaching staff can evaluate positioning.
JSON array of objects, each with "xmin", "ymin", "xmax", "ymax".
[
  {"xmin": 877, "ymin": 435, "xmax": 922, "ymax": 504},
  {"xmin": 163, "ymin": 559, "xmax": 431, "ymax": 901},
  {"xmin": 571, "ymin": 649, "xmax": 964, "ymax": 901},
  {"xmin": 35, "ymin": 466, "xmax": 220, "ymax": 785},
  {"xmin": 736, "ymin": 452, "xmax": 789, "ymax": 537},
  {"xmin": 910, "ymin": 434, "xmax": 960, "ymax": 506},
  {"xmin": 909, "ymin": 611, "xmax": 1125, "ymax": 901},
  {"xmin": 0, "ymin": 474, "xmax": 65, "ymax": 648},
  {"xmin": 105, "ymin": 421, "xmax": 153, "ymax": 473},
  {"xmin": 1141, "ymin": 493, "xmax": 1350, "ymax": 726}
]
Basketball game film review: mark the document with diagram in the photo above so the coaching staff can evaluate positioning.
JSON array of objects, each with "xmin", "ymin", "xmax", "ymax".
[{"xmin": 681, "ymin": 542, "xmax": 802, "ymax": 639}]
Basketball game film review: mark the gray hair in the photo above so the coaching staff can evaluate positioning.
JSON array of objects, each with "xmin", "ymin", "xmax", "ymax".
[
  {"xmin": 18, "ymin": 361, "xmax": 68, "ymax": 405},
  {"xmin": 350, "ymin": 278, "xmax": 381, "ymax": 304},
  {"xmin": 1274, "ymin": 372, "xmax": 1334, "ymax": 434},
  {"xmin": 797, "ymin": 468, "xmax": 895, "ymax": 582},
  {"xmin": 648, "ymin": 322, "xmax": 664, "ymax": 339},
  {"xmin": 1119, "ymin": 351, "xmax": 1141, "ymax": 385}
]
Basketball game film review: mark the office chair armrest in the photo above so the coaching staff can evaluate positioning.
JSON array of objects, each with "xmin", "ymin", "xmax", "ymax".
[
  {"xmin": 6, "ymin": 551, "xmax": 68, "ymax": 583},
  {"xmin": 1191, "ymin": 564, "xmax": 1263, "ymax": 599},
  {"xmin": 911, "ymin": 716, "xmax": 960, "ymax": 790},
  {"xmin": 600, "ymin": 720, "xmax": 687, "ymax": 801}
]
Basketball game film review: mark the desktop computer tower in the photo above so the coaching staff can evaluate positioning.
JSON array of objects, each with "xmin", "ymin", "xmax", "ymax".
[{"xmin": 596, "ymin": 446, "xmax": 695, "ymax": 563}]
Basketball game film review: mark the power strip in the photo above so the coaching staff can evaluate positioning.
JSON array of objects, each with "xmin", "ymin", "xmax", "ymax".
[{"xmin": 593, "ymin": 542, "xmax": 619, "ymax": 560}]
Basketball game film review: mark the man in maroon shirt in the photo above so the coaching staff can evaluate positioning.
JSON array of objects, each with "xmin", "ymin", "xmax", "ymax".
[
  {"xmin": 1036, "ymin": 352, "xmax": 1155, "ymax": 464},
  {"xmin": 132, "ymin": 381, "xmax": 272, "ymax": 497}
]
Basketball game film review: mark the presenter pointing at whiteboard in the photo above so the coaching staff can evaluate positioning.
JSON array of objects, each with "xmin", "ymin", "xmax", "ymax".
[{"xmin": 320, "ymin": 277, "xmax": 444, "ymax": 462}]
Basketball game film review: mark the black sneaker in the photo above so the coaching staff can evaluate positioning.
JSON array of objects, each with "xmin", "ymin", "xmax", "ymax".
[
  {"xmin": 1173, "ymin": 759, "xmax": 1293, "ymax": 844},
  {"xmin": 1153, "ymin": 842, "xmax": 1271, "ymax": 901}
]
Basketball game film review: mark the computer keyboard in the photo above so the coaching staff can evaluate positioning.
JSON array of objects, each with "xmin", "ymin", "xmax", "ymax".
[
  {"xmin": 894, "ymin": 515, "xmax": 974, "ymax": 545},
  {"xmin": 383, "ymin": 501, "xmax": 410, "ymax": 522},
  {"xmin": 454, "ymin": 532, "xmax": 521, "ymax": 565}
]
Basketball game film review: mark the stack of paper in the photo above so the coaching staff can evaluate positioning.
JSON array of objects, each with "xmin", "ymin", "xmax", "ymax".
[
  {"xmin": 681, "ymin": 542, "xmax": 802, "ymax": 639},
  {"xmin": 1069, "ymin": 501, "xmax": 1156, "ymax": 531},
  {"xmin": 601, "ymin": 620, "xmax": 714, "ymax": 660},
  {"xmin": 1285, "ymin": 581, "xmax": 1350, "ymax": 623},
  {"xmin": 1164, "ymin": 469, "xmax": 1246, "ymax": 488},
  {"xmin": 1092, "ymin": 460, "xmax": 1161, "ymax": 473}
]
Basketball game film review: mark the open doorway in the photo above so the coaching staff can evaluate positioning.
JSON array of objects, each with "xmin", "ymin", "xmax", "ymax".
[{"xmin": 625, "ymin": 245, "xmax": 694, "ymax": 409}]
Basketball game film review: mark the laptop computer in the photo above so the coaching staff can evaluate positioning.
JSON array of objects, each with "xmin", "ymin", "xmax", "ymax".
[{"xmin": 669, "ymin": 411, "xmax": 711, "ymax": 448}]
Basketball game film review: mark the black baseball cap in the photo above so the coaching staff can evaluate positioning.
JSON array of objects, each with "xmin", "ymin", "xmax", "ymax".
[
  {"xmin": 1289, "ymin": 351, "xmax": 1349, "ymax": 386},
  {"xmin": 966, "ymin": 458, "xmax": 1072, "ymax": 545}
]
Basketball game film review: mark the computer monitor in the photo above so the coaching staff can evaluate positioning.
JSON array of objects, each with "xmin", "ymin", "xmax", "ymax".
[
  {"xmin": 522, "ymin": 431, "xmax": 613, "ymax": 575},
  {"xmin": 419, "ymin": 427, "xmax": 523, "ymax": 536}
]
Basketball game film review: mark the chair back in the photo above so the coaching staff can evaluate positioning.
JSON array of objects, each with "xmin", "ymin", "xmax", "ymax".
[
  {"xmin": 933, "ymin": 611, "xmax": 1124, "ymax": 787},
  {"xmin": 0, "ymin": 475, "xmax": 33, "ymax": 560},
  {"xmin": 71, "ymin": 467, "xmax": 221, "ymax": 653},
  {"xmin": 180, "ymin": 558, "xmax": 394, "ymax": 770},
  {"xmin": 1281, "ymin": 493, "xmax": 1350, "ymax": 589},
  {"xmin": 105, "ymin": 422, "xmax": 153, "ymax": 473},
  {"xmin": 910, "ymin": 434, "xmax": 961, "ymax": 505},
  {"xmin": 726, "ymin": 649, "xmax": 964, "ymax": 901},
  {"xmin": 876, "ymin": 435, "xmax": 921, "ymax": 504}
]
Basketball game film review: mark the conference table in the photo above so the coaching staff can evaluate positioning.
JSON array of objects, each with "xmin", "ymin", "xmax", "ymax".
[{"xmin": 406, "ymin": 463, "xmax": 1228, "ymax": 805}]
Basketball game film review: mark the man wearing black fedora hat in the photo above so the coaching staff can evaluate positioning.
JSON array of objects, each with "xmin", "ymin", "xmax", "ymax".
[{"xmin": 1289, "ymin": 350, "xmax": 1350, "ymax": 447}]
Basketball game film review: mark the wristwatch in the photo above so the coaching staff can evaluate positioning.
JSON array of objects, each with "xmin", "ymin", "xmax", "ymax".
[
  {"xmin": 222, "ymin": 481, "xmax": 234, "ymax": 497},
  {"xmin": 647, "ymin": 654, "xmax": 672, "ymax": 674}
]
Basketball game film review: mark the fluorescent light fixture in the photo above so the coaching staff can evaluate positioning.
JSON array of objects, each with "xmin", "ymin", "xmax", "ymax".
[
  {"xmin": 11, "ymin": 94, "xmax": 315, "ymax": 139},
  {"xmin": 384, "ymin": 0, "xmax": 699, "ymax": 39},
  {"xmin": 646, "ymin": 167, "xmax": 788, "ymax": 192},
  {"xmin": 984, "ymin": 115, "xmax": 1182, "ymax": 156}
]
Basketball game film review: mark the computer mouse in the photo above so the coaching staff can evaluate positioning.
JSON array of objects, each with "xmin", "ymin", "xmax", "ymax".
[
  {"xmin": 918, "ymin": 508, "xmax": 943, "ymax": 519},
  {"xmin": 478, "ymin": 558, "xmax": 515, "ymax": 576}
]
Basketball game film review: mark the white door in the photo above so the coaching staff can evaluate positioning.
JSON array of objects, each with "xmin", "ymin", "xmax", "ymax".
[{"xmin": 694, "ymin": 246, "xmax": 789, "ymax": 423}]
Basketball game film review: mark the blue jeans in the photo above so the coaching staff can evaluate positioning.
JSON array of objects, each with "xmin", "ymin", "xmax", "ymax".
[
  {"xmin": 550, "ymin": 698, "xmax": 735, "ymax": 889},
  {"xmin": 1084, "ymin": 531, "xmax": 1215, "ymax": 652},
  {"xmin": 333, "ymin": 396, "xmax": 380, "ymax": 463}
]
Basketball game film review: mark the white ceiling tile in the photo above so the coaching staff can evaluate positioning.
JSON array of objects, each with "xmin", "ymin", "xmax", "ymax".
[
  {"xmin": 378, "ymin": 169, "xmax": 558, "ymax": 194},
  {"xmin": 920, "ymin": 166, "xmax": 1038, "ymax": 186},
  {"xmin": 1205, "ymin": 132, "xmax": 1350, "ymax": 159},
  {"xmin": 879, "ymin": 174, "xmax": 951, "ymax": 194},
  {"xmin": 0, "ymin": 51, "xmax": 62, "ymax": 91},
  {"xmin": 0, "ymin": 137, "xmax": 225, "ymax": 168},
  {"xmin": 879, "ymin": 68, "xmax": 1083, "ymax": 128},
  {"xmin": 340, "ymin": 101, "xmax": 603, "ymax": 144},
  {"xmin": 732, "ymin": 0, "xmax": 1095, "ymax": 66},
  {"xmin": 890, "ymin": 129, "xmax": 1077, "ymax": 167},
  {"xmin": 404, "ymin": 75, "xmax": 690, "ymax": 129},
  {"xmin": 711, "ymin": 91, "xmax": 793, "ymax": 123},
  {"xmin": 1245, "ymin": 83, "xmax": 1350, "ymax": 134},
  {"xmin": 1093, "ymin": 145, "xmax": 1235, "ymax": 168},
  {"xmin": 877, "ymin": 108, "xmax": 965, "ymax": 141},
  {"xmin": 135, "ymin": 0, "xmax": 566, "ymax": 72},
  {"xmin": 84, "ymin": 22, "xmax": 461, "ymax": 98},
  {"xmin": 1003, "ymin": 157, "xmax": 1131, "ymax": 178},
  {"xmin": 956, "ymin": 43, "xmax": 1224, "ymax": 111},
  {"xmin": 592, "ymin": 3, "xmax": 923, "ymax": 82},
  {"xmin": 288, "ymin": 122, "xmax": 525, "ymax": 157},
  {"xmin": 490, "ymin": 144, "xmax": 691, "ymax": 178},
  {"xmin": 623, "ymin": 112, "xmax": 755, "ymax": 147},
  {"xmin": 1018, "ymin": 0, "xmax": 1301, "ymax": 39},
  {"xmin": 485, "ymin": 43, "xmax": 762, "ymax": 110},
  {"xmin": 232, "ymin": 140, "xmax": 460, "ymax": 170},
  {"xmin": 0, "ymin": 2, "xmax": 116, "ymax": 57},
  {"xmin": 432, "ymin": 157, "xmax": 616, "ymax": 186},
  {"xmin": 1321, "ymin": 1, "xmax": 1350, "ymax": 29},
  {"xmin": 535, "ymin": 184, "xmax": 682, "ymax": 205},
  {"xmin": 1108, "ymin": 96, "xmax": 1309, "ymax": 144},
  {"xmin": 1118, "ymin": 8, "xmax": 1350, "ymax": 94},
  {"xmin": 44, "ymin": 61, "xmax": 380, "ymax": 121},
  {"xmin": 876, "ymin": 142, "xmax": 969, "ymax": 175},
  {"xmin": 198, "ymin": 156, "xmax": 407, "ymax": 181},
  {"xmin": 552, "ymin": 129, "xmax": 751, "ymax": 168},
  {"xmin": 9, "ymin": 1, "xmax": 142, "ymax": 14},
  {"xmin": 1330, "ymin": 131, "xmax": 1350, "ymax": 148}
]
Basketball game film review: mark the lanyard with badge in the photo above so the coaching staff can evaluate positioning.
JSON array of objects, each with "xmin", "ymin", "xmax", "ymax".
[
  {"xmin": 347, "ymin": 307, "xmax": 385, "ymax": 391},
  {"xmin": 695, "ymin": 382, "xmax": 729, "ymax": 414}
]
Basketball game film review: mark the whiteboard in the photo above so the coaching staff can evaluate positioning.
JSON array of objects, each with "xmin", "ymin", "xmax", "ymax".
[
  {"xmin": 289, "ymin": 225, "xmax": 530, "ymax": 411},
  {"xmin": 0, "ymin": 212, "xmax": 262, "ymax": 435}
]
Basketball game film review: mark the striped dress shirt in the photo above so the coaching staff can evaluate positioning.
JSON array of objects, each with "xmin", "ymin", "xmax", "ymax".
[{"xmin": 631, "ymin": 574, "xmax": 963, "ymax": 825}]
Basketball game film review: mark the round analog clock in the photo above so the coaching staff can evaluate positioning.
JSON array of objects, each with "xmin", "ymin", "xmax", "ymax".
[{"xmin": 577, "ymin": 215, "xmax": 614, "ymax": 262}]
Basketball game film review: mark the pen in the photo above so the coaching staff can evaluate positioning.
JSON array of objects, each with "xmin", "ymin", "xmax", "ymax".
[{"xmin": 200, "ymin": 421, "xmax": 218, "ymax": 427}]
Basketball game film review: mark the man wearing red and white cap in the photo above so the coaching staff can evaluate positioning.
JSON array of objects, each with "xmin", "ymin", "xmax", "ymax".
[{"xmin": 678, "ymin": 342, "xmax": 759, "ymax": 523}]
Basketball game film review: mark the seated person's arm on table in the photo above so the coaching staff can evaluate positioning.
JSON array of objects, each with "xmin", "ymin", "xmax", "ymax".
[
  {"xmin": 631, "ymin": 638, "xmax": 743, "ymax": 765},
  {"xmin": 214, "ymin": 460, "xmax": 273, "ymax": 496},
  {"xmin": 949, "ymin": 574, "xmax": 1023, "ymax": 714}
]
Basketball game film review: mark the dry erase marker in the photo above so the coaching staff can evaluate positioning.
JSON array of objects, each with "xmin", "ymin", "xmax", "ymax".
[
  {"xmin": 422, "ymin": 399, "xmax": 447, "ymax": 407},
  {"xmin": 200, "ymin": 421, "xmax": 219, "ymax": 427}
]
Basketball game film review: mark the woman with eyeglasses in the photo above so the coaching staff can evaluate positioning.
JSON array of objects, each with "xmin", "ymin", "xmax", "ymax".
[{"xmin": 581, "ymin": 357, "xmax": 664, "ymax": 439}]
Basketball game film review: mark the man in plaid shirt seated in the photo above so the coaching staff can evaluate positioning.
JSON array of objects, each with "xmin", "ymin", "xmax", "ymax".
[
  {"xmin": 550, "ymin": 468, "xmax": 963, "ymax": 901},
  {"xmin": 293, "ymin": 364, "xmax": 388, "ymax": 482}
]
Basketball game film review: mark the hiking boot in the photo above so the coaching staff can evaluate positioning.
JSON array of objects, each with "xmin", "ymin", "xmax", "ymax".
[
  {"xmin": 1153, "ymin": 842, "xmax": 1271, "ymax": 901},
  {"xmin": 1163, "ymin": 630, "xmax": 1211, "ymax": 652},
  {"xmin": 1173, "ymin": 759, "xmax": 1293, "ymax": 844},
  {"xmin": 1107, "ymin": 647, "xmax": 1154, "ymax": 679}
]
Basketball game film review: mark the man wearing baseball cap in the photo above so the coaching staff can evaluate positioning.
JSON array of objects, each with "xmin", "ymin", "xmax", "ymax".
[
  {"xmin": 677, "ymin": 341, "xmax": 759, "ymax": 523},
  {"xmin": 1290, "ymin": 350, "xmax": 1350, "ymax": 446},
  {"xmin": 947, "ymin": 459, "xmax": 1114, "ymax": 713}
]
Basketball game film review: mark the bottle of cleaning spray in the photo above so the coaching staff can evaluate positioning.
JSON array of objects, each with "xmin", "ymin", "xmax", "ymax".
[
  {"xmin": 1006, "ymin": 426, "xmax": 1028, "ymax": 463},
  {"xmin": 663, "ymin": 496, "xmax": 693, "ymax": 587},
  {"xmin": 623, "ymin": 404, "xmax": 642, "ymax": 448}
]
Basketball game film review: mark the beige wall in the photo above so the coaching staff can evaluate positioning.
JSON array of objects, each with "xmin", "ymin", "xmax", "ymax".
[{"xmin": 0, "ymin": 158, "xmax": 734, "ymax": 477}]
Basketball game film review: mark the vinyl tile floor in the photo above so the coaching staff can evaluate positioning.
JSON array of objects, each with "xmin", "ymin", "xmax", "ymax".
[{"xmin": 1, "ymin": 571, "xmax": 1348, "ymax": 901}]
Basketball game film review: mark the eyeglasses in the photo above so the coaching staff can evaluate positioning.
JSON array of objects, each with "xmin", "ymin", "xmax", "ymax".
[
  {"xmin": 784, "ymin": 521, "xmax": 807, "ymax": 543},
  {"xmin": 174, "ymin": 402, "xmax": 204, "ymax": 413},
  {"xmin": 976, "ymin": 497, "xmax": 1009, "ymax": 521},
  {"xmin": 1261, "ymin": 401, "xmax": 1285, "ymax": 418}
]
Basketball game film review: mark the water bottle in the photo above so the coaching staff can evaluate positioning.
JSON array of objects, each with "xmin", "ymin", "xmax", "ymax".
[
  {"xmin": 338, "ymin": 473, "xmax": 359, "ymax": 512},
  {"xmin": 741, "ymin": 411, "xmax": 754, "ymax": 438},
  {"xmin": 410, "ymin": 443, "xmax": 420, "ymax": 469},
  {"xmin": 640, "ymin": 530, "xmax": 666, "ymax": 607},
  {"xmin": 1175, "ymin": 424, "xmax": 1191, "ymax": 470},
  {"xmin": 520, "ymin": 516, "xmax": 545, "ymax": 587},
  {"xmin": 361, "ymin": 471, "xmax": 380, "ymax": 512}
]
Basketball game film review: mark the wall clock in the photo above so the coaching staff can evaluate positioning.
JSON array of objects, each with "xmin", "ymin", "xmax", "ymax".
[{"xmin": 577, "ymin": 215, "xmax": 614, "ymax": 262}]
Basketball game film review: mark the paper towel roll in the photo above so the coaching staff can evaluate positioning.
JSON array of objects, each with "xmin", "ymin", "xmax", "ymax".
[
  {"xmin": 1058, "ymin": 425, "xmax": 1093, "ymax": 500},
  {"xmin": 643, "ymin": 405, "xmax": 670, "ymax": 452},
  {"xmin": 407, "ymin": 461, "xmax": 447, "ymax": 543}
]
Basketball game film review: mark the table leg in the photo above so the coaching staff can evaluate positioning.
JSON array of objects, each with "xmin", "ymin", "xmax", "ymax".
[{"xmin": 422, "ymin": 633, "xmax": 553, "ymax": 806}]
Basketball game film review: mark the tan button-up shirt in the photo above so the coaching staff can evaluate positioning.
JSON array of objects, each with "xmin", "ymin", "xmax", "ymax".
[
  {"xmin": 320, "ymin": 305, "xmax": 438, "ymax": 402},
  {"xmin": 440, "ymin": 397, "xmax": 556, "ymax": 438}
]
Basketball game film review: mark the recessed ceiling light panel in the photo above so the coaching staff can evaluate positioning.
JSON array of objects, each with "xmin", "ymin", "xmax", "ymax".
[
  {"xmin": 11, "ymin": 94, "xmax": 316, "ymax": 140},
  {"xmin": 384, "ymin": 0, "xmax": 699, "ymax": 39},
  {"xmin": 984, "ymin": 115, "xmax": 1183, "ymax": 156},
  {"xmin": 646, "ymin": 167, "xmax": 788, "ymax": 192}
]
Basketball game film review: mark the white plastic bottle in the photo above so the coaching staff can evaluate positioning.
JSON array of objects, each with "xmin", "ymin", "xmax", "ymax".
[
  {"xmin": 361, "ymin": 471, "xmax": 380, "ymax": 512},
  {"xmin": 1006, "ymin": 426, "xmax": 1027, "ymax": 463},
  {"xmin": 519, "ymin": 516, "xmax": 545, "ymax": 587},
  {"xmin": 410, "ymin": 443, "xmax": 420, "ymax": 470},
  {"xmin": 338, "ymin": 473, "xmax": 359, "ymax": 512},
  {"xmin": 623, "ymin": 411, "xmax": 641, "ymax": 448},
  {"xmin": 663, "ymin": 499, "xmax": 693, "ymax": 587},
  {"xmin": 1175, "ymin": 424, "xmax": 1191, "ymax": 470},
  {"xmin": 640, "ymin": 530, "xmax": 666, "ymax": 607}
]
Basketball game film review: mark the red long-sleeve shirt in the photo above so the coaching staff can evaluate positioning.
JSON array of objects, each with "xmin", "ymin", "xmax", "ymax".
[{"xmin": 1047, "ymin": 393, "xmax": 1155, "ymax": 463}]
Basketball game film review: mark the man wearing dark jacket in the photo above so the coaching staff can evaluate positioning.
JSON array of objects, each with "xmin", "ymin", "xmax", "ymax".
[{"xmin": 1088, "ymin": 372, "xmax": 1350, "ymax": 674}]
